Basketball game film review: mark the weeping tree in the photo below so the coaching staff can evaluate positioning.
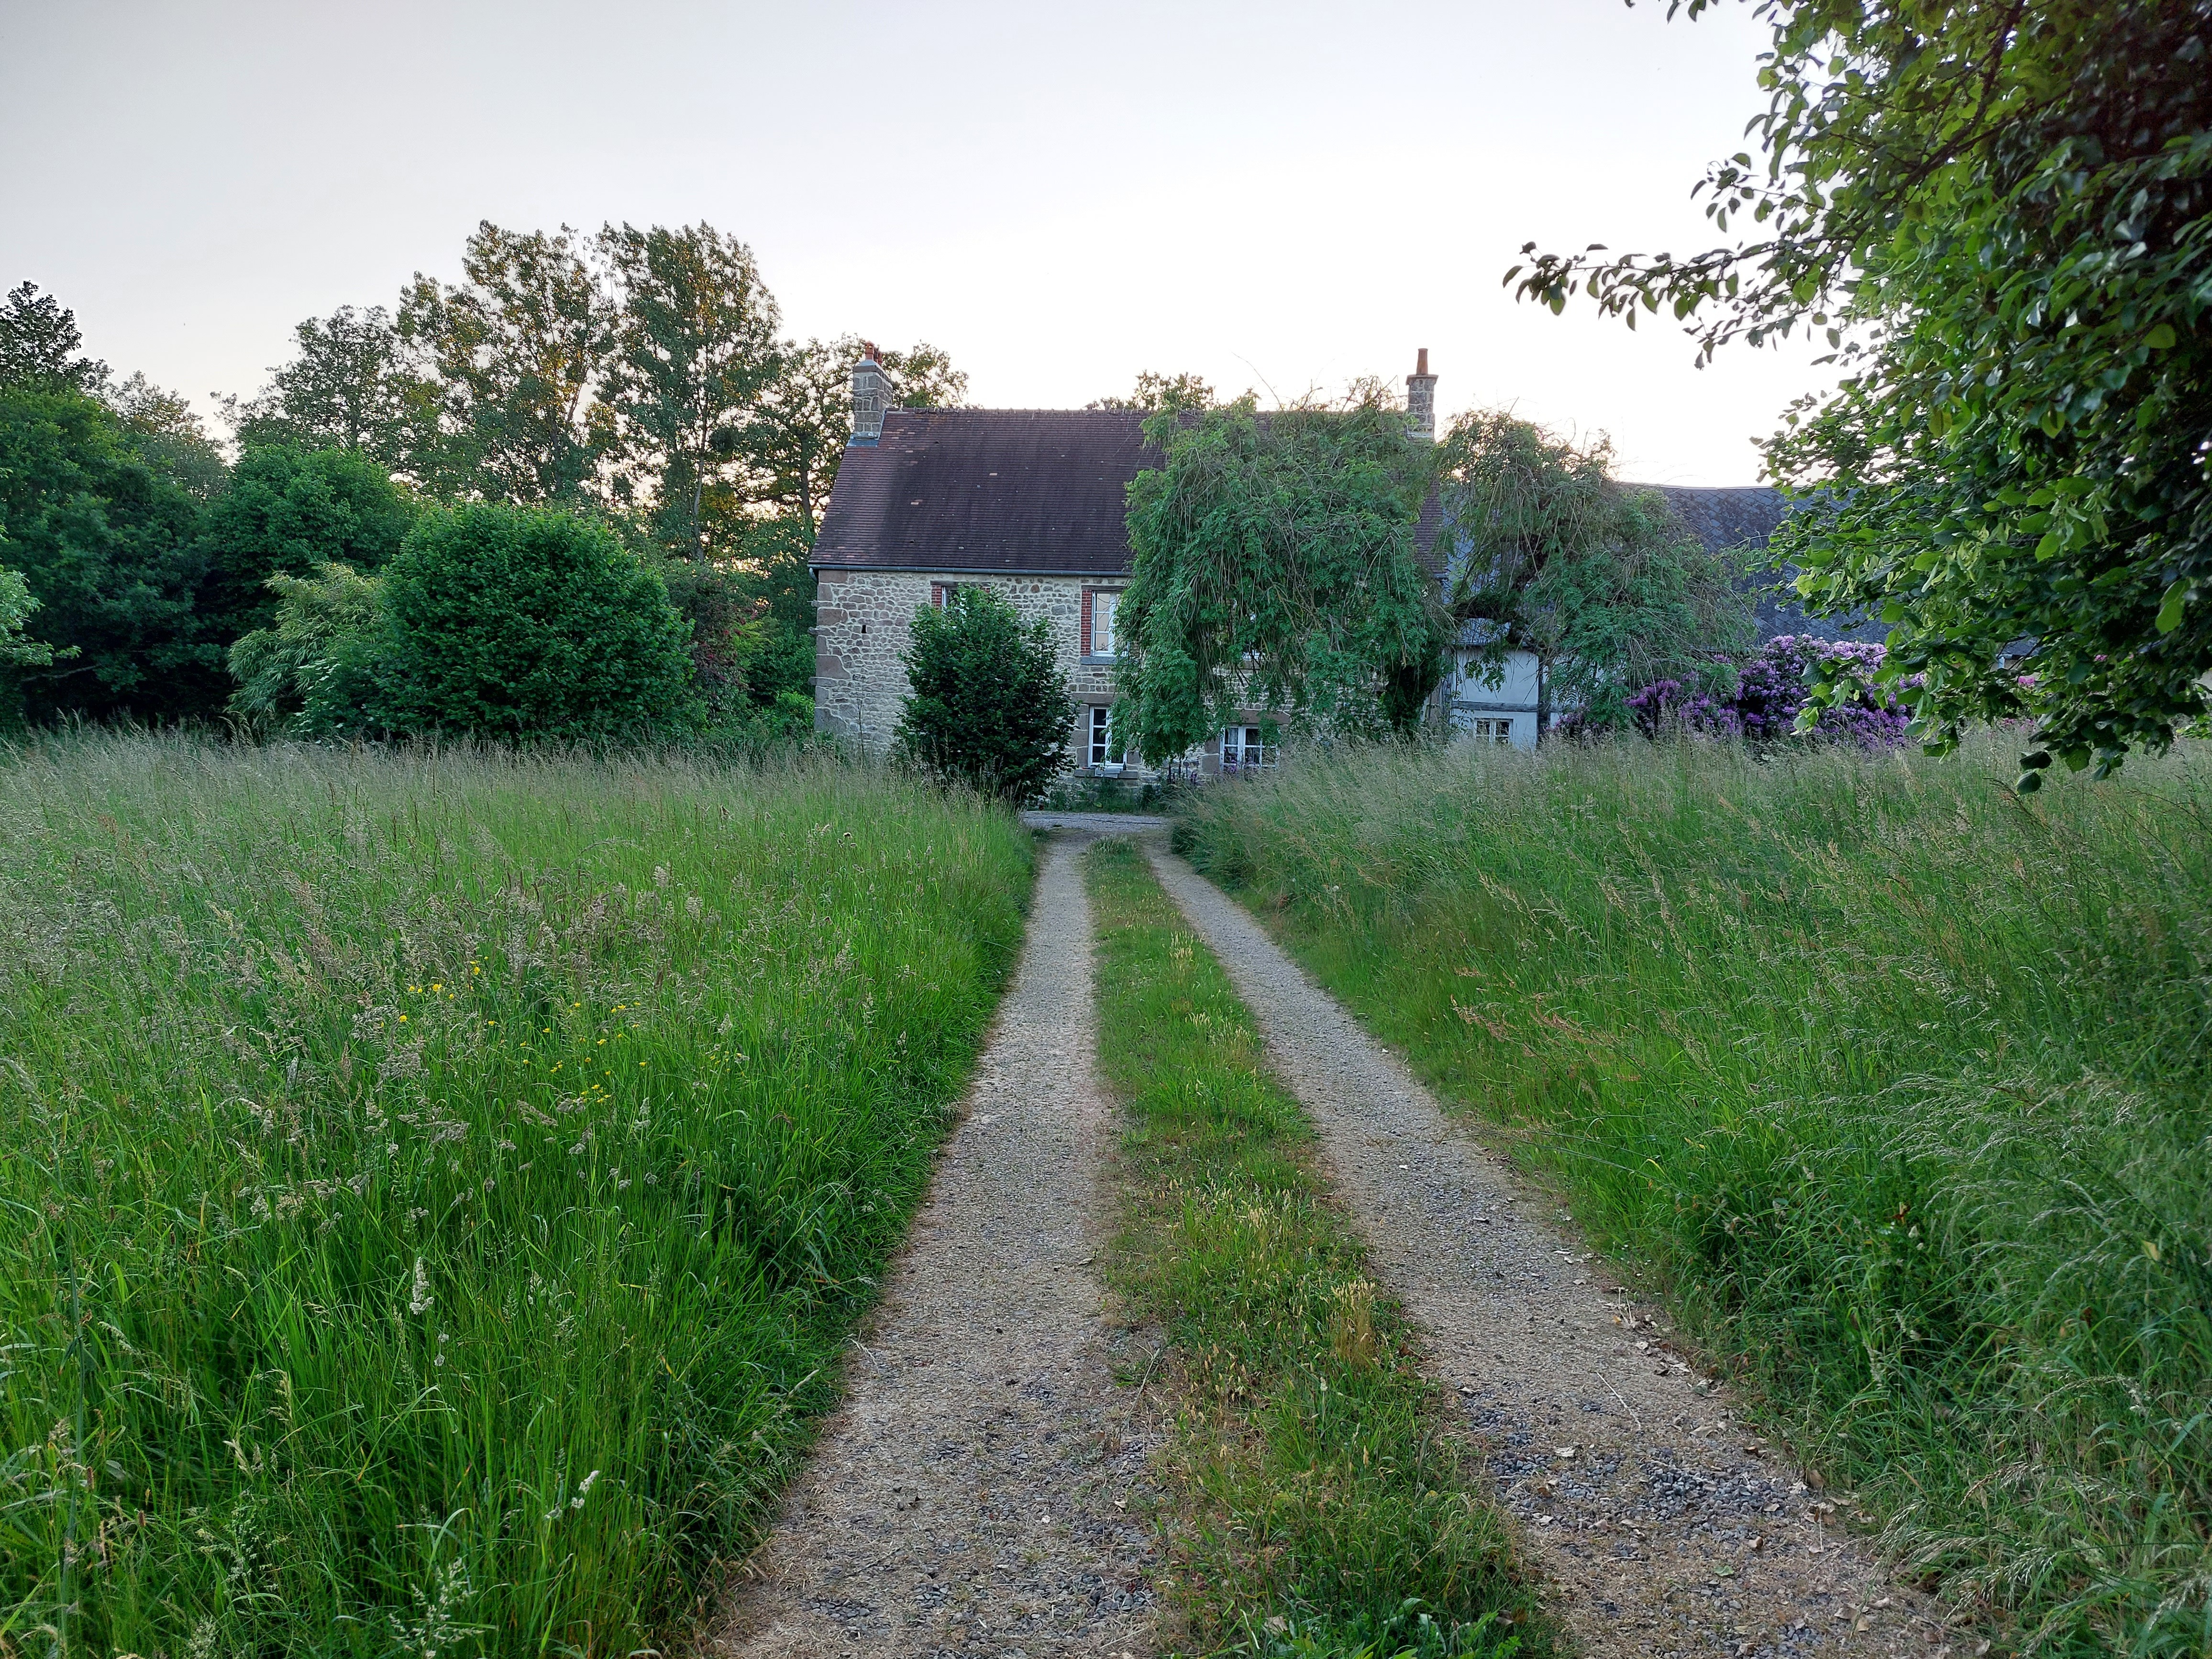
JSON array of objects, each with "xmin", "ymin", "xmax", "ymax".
[
  {"xmin": 1437, "ymin": 411, "xmax": 1757, "ymax": 734},
  {"xmin": 1114, "ymin": 396, "xmax": 1453, "ymax": 764}
]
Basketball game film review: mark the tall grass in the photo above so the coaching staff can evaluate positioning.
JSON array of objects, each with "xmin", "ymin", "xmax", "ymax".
[
  {"xmin": 1176, "ymin": 733, "xmax": 2212, "ymax": 1656},
  {"xmin": 0, "ymin": 733, "xmax": 1031, "ymax": 1656},
  {"xmin": 1086, "ymin": 840, "xmax": 1545, "ymax": 1659}
]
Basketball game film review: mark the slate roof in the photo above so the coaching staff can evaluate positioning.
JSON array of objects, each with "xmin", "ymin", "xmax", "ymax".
[
  {"xmin": 1650, "ymin": 484, "xmax": 1880, "ymax": 645},
  {"xmin": 812, "ymin": 409, "xmax": 1156, "ymax": 576},
  {"xmin": 812, "ymin": 409, "xmax": 1873, "ymax": 644}
]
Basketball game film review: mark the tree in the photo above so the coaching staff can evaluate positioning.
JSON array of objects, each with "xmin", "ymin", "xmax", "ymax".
[
  {"xmin": 1437, "ymin": 411, "xmax": 1756, "ymax": 733},
  {"xmin": 197, "ymin": 445, "xmax": 418, "ymax": 641},
  {"xmin": 397, "ymin": 223, "xmax": 617, "ymax": 504},
  {"xmin": 0, "ymin": 562, "xmax": 72, "ymax": 730},
  {"xmin": 748, "ymin": 335, "xmax": 967, "ymax": 525},
  {"xmin": 599, "ymin": 222, "xmax": 781, "ymax": 558},
  {"xmin": 895, "ymin": 586, "xmax": 1073, "ymax": 803},
  {"xmin": 0, "ymin": 282, "xmax": 107, "ymax": 394},
  {"xmin": 1508, "ymin": 1, "xmax": 2212, "ymax": 788},
  {"xmin": 371, "ymin": 504, "xmax": 696, "ymax": 740},
  {"xmin": 105, "ymin": 372, "xmax": 230, "ymax": 503},
  {"xmin": 0, "ymin": 387, "xmax": 218, "ymax": 720},
  {"xmin": 0, "ymin": 565, "xmax": 56, "ymax": 668},
  {"xmin": 1087, "ymin": 371, "xmax": 1218, "ymax": 411},
  {"xmin": 223, "ymin": 305, "xmax": 428, "ymax": 468},
  {"xmin": 225, "ymin": 561, "xmax": 385, "ymax": 733},
  {"xmin": 1115, "ymin": 396, "xmax": 1451, "ymax": 763}
]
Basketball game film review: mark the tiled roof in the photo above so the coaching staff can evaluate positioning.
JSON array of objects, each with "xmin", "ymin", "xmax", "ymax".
[
  {"xmin": 812, "ymin": 409, "xmax": 1157, "ymax": 576},
  {"xmin": 811, "ymin": 411, "xmax": 1874, "ymax": 644},
  {"xmin": 813, "ymin": 407, "xmax": 1443, "ymax": 576},
  {"xmin": 1645, "ymin": 484, "xmax": 1880, "ymax": 645}
]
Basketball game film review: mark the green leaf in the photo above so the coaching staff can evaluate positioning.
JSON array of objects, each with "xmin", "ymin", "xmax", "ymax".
[
  {"xmin": 2146, "ymin": 322, "xmax": 2177, "ymax": 350},
  {"xmin": 2155, "ymin": 583, "xmax": 2189, "ymax": 634}
]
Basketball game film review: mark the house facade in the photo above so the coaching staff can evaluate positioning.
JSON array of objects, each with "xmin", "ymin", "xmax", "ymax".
[{"xmin": 812, "ymin": 349, "xmax": 1856, "ymax": 768}]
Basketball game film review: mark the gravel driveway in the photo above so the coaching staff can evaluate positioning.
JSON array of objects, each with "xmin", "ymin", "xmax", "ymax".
[
  {"xmin": 715, "ymin": 835, "xmax": 1159, "ymax": 1659},
  {"xmin": 1143, "ymin": 841, "xmax": 1948, "ymax": 1659}
]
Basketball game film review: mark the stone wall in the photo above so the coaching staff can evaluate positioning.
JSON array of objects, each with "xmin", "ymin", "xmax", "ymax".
[{"xmin": 813, "ymin": 569, "xmax": 1127, "ymax": 766}]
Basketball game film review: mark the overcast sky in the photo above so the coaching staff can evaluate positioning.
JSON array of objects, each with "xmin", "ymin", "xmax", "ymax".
[{"xmin": 1, "ymin": 0, "xmax": 1823, "ymax": 486}]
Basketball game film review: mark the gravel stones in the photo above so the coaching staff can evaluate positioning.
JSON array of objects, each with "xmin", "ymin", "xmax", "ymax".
[
  {"xmin": 715, "ymin": 837, "xmax": 1160, "ymax": 1658},
  {"xmin": 1145, "ymin": 841, "xmax": 1946, "ymax": 1659}
]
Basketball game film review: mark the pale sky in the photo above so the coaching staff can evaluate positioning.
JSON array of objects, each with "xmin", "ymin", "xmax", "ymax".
[{"xmin": 1, "ymin": 0, "xmax": 1825, "ymax": 487}]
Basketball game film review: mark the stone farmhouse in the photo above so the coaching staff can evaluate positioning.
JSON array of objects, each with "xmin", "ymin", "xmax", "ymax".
[{"xmin": 811, "ymin": 348, "xmax": 1849, "ymax": 773}]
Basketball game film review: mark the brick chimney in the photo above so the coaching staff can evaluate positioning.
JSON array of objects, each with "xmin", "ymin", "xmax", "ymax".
[
  {"xmin": 850, "ymin": 342, "xmax": 888, "ymax": 446},
  {"xmin": 1405, "ymin": 347, "xmax": 1437, "ymax": 443}
]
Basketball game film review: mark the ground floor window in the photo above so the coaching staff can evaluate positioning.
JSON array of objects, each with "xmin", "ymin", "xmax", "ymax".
[
  {"xmin": 1471, "ymin": 717, "xmax": 1513, "ymax": 744},
  {"xmin": 1219, "ymin": 725, "xmax": 1275, "ymax": 774},
  {"xmin": 1087, "ymin": 705, "xmax": 1122, "ymax": 770}
]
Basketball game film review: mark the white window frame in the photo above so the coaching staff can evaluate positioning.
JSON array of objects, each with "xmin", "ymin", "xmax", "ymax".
[
  {"xmin": 1084, "ymin": 589, "xmax": 1121, "ymax": 660},
  {"xmin": 1218, "ymin": 725, "xmax": 1276, "ymax": 775},
  {"xmin": 1087, "ymin": 705, "xmax": 1123, "ymax": 772},
  {"xmin": 1471, "ymin": 717, "xmax": 1513, "ymax": 745}
]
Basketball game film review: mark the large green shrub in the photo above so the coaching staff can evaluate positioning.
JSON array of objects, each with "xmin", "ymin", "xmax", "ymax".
[
  {"xmin": 373, "ymin": 504, "xmax": 697, "ymax": 739},
  {"xmin": 895, "ymin": 586, "xmax": 1073, "ymax": 803}
]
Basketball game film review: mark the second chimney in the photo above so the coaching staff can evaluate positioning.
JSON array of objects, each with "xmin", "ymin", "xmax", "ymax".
[
  {"xmin": 850, "ymin": 342, "xmax": 888, "ymax": 446},
  {"xmin": 1406, "ymin": 347, "xmax": 1437, "ymax": 443}
]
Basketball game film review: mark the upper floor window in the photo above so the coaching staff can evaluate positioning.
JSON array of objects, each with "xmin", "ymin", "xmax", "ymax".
[
  {"xmin": 930, "ymin": 582, "xmax": 962, "ymax": 609},
  {"xmin": 1083, "ymin": 589, "xmax": 1120, "ymax": 658}
]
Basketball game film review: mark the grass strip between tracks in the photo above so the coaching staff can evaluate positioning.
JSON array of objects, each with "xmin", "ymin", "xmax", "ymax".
[{"xmin": 1084, "ymin": 837, "xmax": 1550, "ymax": 1659}]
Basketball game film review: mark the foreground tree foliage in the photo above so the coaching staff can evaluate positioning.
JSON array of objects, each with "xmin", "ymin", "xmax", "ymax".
[
  {"xmin": 896, "ymin": 586, "xmax": 1073, "ymax": 803},
  {"xmin": 1512, "ymin": 0, "xmax": 2212, "ymax": 786},
  {"xmin": 1117, "ymin": 398, "xmax": 1450, "ymax": 761},
  {"xmin": 1438, "ymin": 411, "xmax": 1757, "ymax": 731},
  {"xmin": 224, "ymin": 561, "xmax": 385, "ymax": 733},
  {"xmin": 0, "ymin": 280, "xmax": 107, "ymax": 394}
]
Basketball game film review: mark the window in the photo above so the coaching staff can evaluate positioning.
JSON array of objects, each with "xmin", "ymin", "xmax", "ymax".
[
  {"xmin": 1471, "ymin": 717, "xmax": 1513, "ymax": 744},
  {"xmin": 930, "ymin": 582, "xmax": 961, "ymax": 608},
  {"xmin": 1083, "ymin": 589, "xmax": 1120, "ymax": 658},
  {"xmin": 1219, "ymin": 726, "xmax": 1275, "ymax": 774},
  {"xmin": 1087, "ymin": 705, "xmax": 1122, "ymax": 771}
]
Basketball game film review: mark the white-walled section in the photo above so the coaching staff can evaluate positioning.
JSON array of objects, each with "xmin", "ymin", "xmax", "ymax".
[{"xmin": 1448, "ymin": 648, "xmax": 1546, "ymax": 751}]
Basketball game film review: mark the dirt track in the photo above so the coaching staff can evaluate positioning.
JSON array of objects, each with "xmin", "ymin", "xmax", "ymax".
[
  {"xmin": 715, "ymin": 835, "xmax": 1159, "ymax": 1659},
  {"xmin": 1143, "ymin": 840, "xmax": 1947, "ymax": 1659}
]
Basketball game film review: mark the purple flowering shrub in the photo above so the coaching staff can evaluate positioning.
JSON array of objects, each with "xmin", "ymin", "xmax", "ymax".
[{"xmin": 1627, "ymin": 636, "xmax": 1913, "ymax": 749}]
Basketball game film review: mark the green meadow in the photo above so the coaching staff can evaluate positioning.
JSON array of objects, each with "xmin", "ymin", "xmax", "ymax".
[
  {"xmin": 1177, "ymin": 735, "xmax": 2212, "ymax": 1656},
  {"xmin": 0, "ymin": 734, "xmax": 1030, "ymax": 1655}
]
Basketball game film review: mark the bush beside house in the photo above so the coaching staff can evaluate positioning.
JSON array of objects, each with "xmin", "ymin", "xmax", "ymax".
[{"xmin": 895, "ymin": 586, "xmax": 1074, "ymax": 803}]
